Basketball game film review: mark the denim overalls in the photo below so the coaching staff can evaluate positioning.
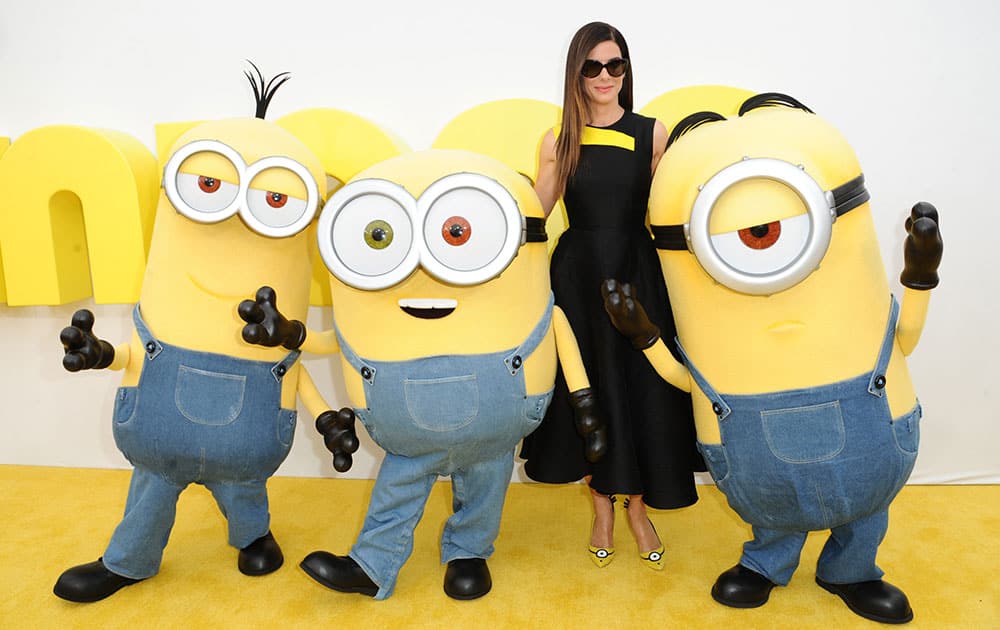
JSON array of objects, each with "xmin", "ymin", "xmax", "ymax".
[
  {"xmin": 683, "ymin": 297, "xmax": 921, "ymax": 586},
  {"xmin": 335, "ymin": 295, "xmax": 555, "ymax": 599},
  {"xmin": 103, "ymin": 305, "xmax": 299, "ymax": 579}
]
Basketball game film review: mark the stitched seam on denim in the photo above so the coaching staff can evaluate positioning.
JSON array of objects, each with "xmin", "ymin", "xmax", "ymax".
[
  {"xmin": 890, "ymin": 406, "xmax": 921, "ymax": 455},
  {"xmin": 276, "ymin": 409, "xmax": 296, "ymax": 448},
  {"xmin": 698, "ymin": 442, "xmax": 730, "ymax": 484},
  {"xmin": 113, "ymin": 386, "xmax": 140, "ymax": 426},
  {"xmin": 761, "ymin": 401, "xmax": 845, "ymax": 464},
  {"xmin": 174, "ymin": 366, "xmax": 246, "ymax": 425},
  {"xmin": 814, "ymin": 483, "xmax": 832, "ymax": 529},
  {"xmin": 403, "ymin": 375, "xmax": 479, "ymax": 432}
]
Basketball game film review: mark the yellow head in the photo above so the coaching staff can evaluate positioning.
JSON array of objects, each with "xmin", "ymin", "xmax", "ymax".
[
  {"xmin": 139, "ymin": 116, "xmax": 327, "ymax": 356},
  {"xmin": 318, "ymin": 149, "xmax": 550, "ymax": 360},
  {"xmin": 651, "ymin": 97, "xmax": 907, "ymax": 397}
]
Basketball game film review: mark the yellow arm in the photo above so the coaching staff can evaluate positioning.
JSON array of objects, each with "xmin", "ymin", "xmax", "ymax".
[
  {"xmin": 642, "ymin": 339, "xmax": 692, "ymax": 392},
  {"xmin": 552, "ymin": 306, "xmax": 589, "ymax": 392},
  {"xmin": 107, "ymin": 342, "xmax": 131, "ymax": 372},
  {"xmin": 296, "ymin": 366, "xmax": 331, "ymax": 418},
  {"xmin": 300, "ymin": 327, "xmax": 340, "ymax": 355},
  {"xmin": 896, "ymin": 288, "xmax": 931, "ymax": 356}
]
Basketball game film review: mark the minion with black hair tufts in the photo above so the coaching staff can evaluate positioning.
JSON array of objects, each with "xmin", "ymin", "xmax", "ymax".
[
  {"xmin": 604, "ymin": 93, "xmax": 942, "ymax": 624},
  {"xmin": 53, "ymin": 63, "xmax": 331, "ymax": 602}
]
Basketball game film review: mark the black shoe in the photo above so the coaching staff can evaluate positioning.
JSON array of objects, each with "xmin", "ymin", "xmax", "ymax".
[
  {"xmin": 711, "ymin": 564, "xmax": 776, "ymax": 608},
  {"xmin": 816, "ymin": 577, "xmax": 914, "ymax": 624},
  {"xmin": 443, "ymin": 558, "xmax": 492, "ymax": 600},
  {"xmin": 300, "ymin": 551, "xmax": 378, "ymax": 597},
  {"xmin": 239, "ymin": 531, "xmax": 284, "ymax": 576},
  {"xmin": 53, "ymin": 559, "xmax": 143, "ymax": 603}
]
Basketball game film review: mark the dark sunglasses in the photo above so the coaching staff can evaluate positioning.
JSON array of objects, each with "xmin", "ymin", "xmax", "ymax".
[{"xmin": 580, "ymin": 57, "xmax": 628, "ymax": 78}]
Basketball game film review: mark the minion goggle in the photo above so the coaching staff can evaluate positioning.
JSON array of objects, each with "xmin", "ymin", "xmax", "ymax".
[
  {"xmin": 317, "ymin": 172, "xmax": 547, "ymax": 290},
  {"xmin": 163, "ymin": 139, "xmax": 321, "ymax": 238},
  {"xmin": 651, "ymin": 157, "xmax": 869, "ymax": 295}
]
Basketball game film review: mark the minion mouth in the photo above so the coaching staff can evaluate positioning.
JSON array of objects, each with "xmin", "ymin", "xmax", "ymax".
[
  {"xmin": 399, "ymin": 298, "xmax": 457, "ymax": 319},
  {"xmin": 767, "ymin": 320, "xmax": 806, "ymax": 334}
]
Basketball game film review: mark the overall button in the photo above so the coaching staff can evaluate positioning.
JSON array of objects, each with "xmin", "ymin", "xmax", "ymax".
[
  {"xmin": 145, "ymin": 342, "xmax": 156, "ymax": 354},
  {"xmin": 874, "ymin": 375, "xmax": 886, "ymax": 389},
  {"xmin": 511, "ymin": 355, "xmax": 522, "ymax": 369},
  {"xmin": 275, "ymin": 364, "xmax": 287, "ymax": 377},
  {"xmin": 712, "ymin": 402, "xmax": 724, "ymax": 416},
  {"xmin": 361, "ymin": 367, "xmax": 373, "ymax": 380}
]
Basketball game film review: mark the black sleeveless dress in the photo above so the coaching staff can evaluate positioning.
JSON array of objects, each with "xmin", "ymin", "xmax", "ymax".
[{"xmin": 519, "ymin": 111, "xmax": 703, "ymax": 509}]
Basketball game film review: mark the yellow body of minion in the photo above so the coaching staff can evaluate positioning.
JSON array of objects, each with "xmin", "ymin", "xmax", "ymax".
[
  {"xmin": 54, "ymin": 67, "xmax": 330, "ymax": 603},
  {"xmin": 603, "ymin": 93, "xmax": 942, "ymax": 624},
  {"xmin": 243, "ymin": 149, "xmax": 602, "ymax": 600}
]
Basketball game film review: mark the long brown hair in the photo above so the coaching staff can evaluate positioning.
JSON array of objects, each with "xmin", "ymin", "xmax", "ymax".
[{"xmin": 555, "ymin": 22, "xmax": 634, "ymax": 191}]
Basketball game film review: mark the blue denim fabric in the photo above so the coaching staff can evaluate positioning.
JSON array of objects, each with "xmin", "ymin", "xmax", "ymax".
[
  {"xmin": 103, "ymin": 305, "xmax": 299, "ymax": 579},
  {"xmin": 335, "ymin": 294, "xmax": 555, "ymax": 599},
  {"xmin": 683, "ymin": 296, "xmax": 921, "ymax": 585}
]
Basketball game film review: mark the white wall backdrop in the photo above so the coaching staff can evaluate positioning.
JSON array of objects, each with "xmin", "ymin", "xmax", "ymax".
[{"xmin": 1, "ymin": 0, "xmax": 997, "ymax": 483}]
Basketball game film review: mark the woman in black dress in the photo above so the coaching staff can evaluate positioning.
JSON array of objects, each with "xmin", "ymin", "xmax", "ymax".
[{"xmin": 520, "ymin": 22, "xmax": 702, "ymax": 570}]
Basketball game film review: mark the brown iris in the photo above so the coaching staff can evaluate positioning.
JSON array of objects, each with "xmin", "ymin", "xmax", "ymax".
[
  {"xmin": 442, "ymin": 216, "xmax": 472, "ymax": 246},
  {"xmin": 266, "ymin": 192, "xmax": 288, "ymax": 208},
  {"xmin": 738, "ymin": 221, "xmax": 781, "ymax": 249},
  {"xmin": 198, "ymin": 176, "xmax": 220, "ymax": 193}
]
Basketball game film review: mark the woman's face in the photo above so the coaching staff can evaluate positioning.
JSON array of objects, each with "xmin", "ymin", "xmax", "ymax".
[{"xmin": 582, "ymin": 40, "xmax": 625, "ymax": 108}]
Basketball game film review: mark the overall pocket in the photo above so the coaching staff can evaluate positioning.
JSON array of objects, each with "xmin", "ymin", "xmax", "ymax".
[
  {"xmin": 762, "ymin": 400, "xmax": 845, "ymax": 464},
  {"xmin": 276, "ymin": 408, "xmax": 297, "ymax": 448},
  {"xmin": 112, "ymin": 386, "xmax": 139, "ymax": 426},
  {"xmin": 698, "ymin": 441, "xmax": 731, "ymax": 485},
  {"xmin": 404, "ymin": 375, "xmax": 479, "ymax": 432},
  {"xmin": 175, "ymin": 365, "xmax": 246, "ymax": 426},
  {"xmin": 891, "ymin": 403, "xmax": 921, "ymax": 456}
]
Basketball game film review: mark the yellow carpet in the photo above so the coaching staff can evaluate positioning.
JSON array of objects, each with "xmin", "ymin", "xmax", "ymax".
[{"xmin": 1, "ymin": 465, "xmax": 996, "ymax": 629}]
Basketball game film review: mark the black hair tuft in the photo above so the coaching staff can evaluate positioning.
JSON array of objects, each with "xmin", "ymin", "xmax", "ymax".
[
  {"xmin": 666, "ymin": 111, "xmax": 727, "ymax": 150},
  {"xmin": 244, "ymin": 60, "xmax": 291, "ymax": 119},
  {"xmin": 738, "ymin": 92, "xmax": 814, "ymax": 116}
]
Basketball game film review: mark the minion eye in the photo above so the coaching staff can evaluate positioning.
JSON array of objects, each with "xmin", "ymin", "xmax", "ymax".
[
  {"xmin": 175, "ymin": 172, "xmax": 240, "ymax": 214},
  {"xmin": 318, "ymin": 179, "xmax": 419, "ymax": 290},
  {"xmin": 163, "ymin": 140, "xmax": 245, "ymax": 223},
  {"xmin": 685, "ymin": 157, "xmax": 834, "ymax": 295},
  {"xmin": 418, "ymin": 173, "xmax": 522, "ymax": 285},
  {"xmin": 710, "ymin": 213, "xmax": 811, "ymax": 276},
  {"xmin": 243, "ymin": 158, "xmax": 319, "ymax": 238},
  {"xmin": 363, "ymin": 220, "xmax": 394, "ymax": 249}
]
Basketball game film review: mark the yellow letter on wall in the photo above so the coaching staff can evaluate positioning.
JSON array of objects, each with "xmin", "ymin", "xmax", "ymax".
[
  {"xmin": 0, "ymin": 126, "xmax": 158, "ymax": 305},
  {"xmin": 0, "ymin": 137, "xmax": 8, "ymax": 304}
]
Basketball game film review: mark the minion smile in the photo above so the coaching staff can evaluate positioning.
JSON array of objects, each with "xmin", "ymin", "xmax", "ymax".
[{"xmin": 399, "ymin": 298, "xmax": 458, "ymax": 319}]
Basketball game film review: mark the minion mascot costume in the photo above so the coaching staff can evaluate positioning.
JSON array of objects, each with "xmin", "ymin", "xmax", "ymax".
[
  {"xmin": 53, "ymin": 64, "xmax": 331, "ymax": 602},
  {"xmin": 603, "ymin": 93, "xmax": 942, "ymax": 624},
  {"xmin": 239, "ymin": 149, "xmax": 605, "ymax": 600}
]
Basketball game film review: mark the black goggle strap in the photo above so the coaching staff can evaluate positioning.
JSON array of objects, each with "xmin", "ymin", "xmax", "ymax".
[
  {"xmin": 523, "ymin": 216, "xmax": 548, "ymax": 243},
  {"xmin": 829, "ymin": 173, "xmax": 870, "ymax": 218},
  {"xmin": 650, "ymin": 173, "xmax": 870, "ymax": 251}
]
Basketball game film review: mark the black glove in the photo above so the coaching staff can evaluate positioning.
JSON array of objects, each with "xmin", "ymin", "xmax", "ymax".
[
  {"xmin": 60, "ymin": 310, "xmax": 115, "ymax": 372},
  {"xmin": 315, "ymin": 408, "xmax": 360, "ymax": 473},
  {"xmin": 900, "ymin": 202, "xmax": 943, "ymax": 290},
  {"xmin": 238, "ymin": 286, "xmax": 306, "ymax": 349},
  {"xmin": 601, "ymin": 279, "xmax": 660, "ymax": 350},
  {"xmin": 568, "ymin": 388, "xmax": 607, "ymax": 463}
]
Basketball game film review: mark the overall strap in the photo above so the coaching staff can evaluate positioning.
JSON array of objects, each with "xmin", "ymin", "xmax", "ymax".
[
  {"xmin": 132, "ymin": 304, "xmax": 164, "ymax": 361},
  {"xmin": 270, "ymin": 348, "xmax": 301, "ymax": 383},
  {"xmin": 867, "ymin": 295, "xmax": 900, "ymax": 397},
  {"xmin": 333, "ymin": 318, "xmax": 377, "ymax": 385},
  {"xmin": 503, "ymin": 293, "xmax": 555, "ymax": 376},
  {"xmin": 675, "ymin": 337, "xmax": 732, "ymax": 421}
]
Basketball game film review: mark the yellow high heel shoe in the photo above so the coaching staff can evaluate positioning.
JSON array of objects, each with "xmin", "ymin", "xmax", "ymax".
[
  {"xmin": 588, "ymin": 543, "xmax": 615, "ymax": 568},
  {"xmin": 588, "ymin": 495, "xmax": 616, "ymax": 568},
  {"xmin": 624, "ymin": 498, "xmax": 665, "ymax": 571}
]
